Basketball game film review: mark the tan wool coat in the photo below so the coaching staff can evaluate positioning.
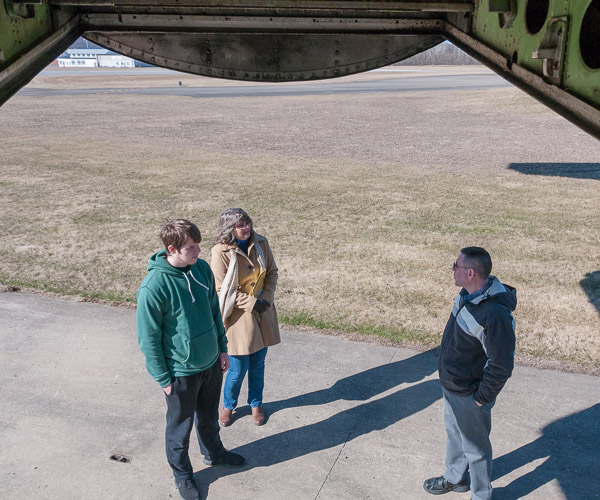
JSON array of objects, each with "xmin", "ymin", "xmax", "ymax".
[{"xmin": 210, "ymin": 233, "xmax": 281, "ymax": 356}]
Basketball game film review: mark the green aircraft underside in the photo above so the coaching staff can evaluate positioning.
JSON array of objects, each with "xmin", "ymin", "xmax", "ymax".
[{"xmin": 1, "ymin": 0, "xmax": 598, "ymax": 139}]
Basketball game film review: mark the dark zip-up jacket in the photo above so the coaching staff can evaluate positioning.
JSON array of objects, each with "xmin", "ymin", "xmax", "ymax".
[{"xmin": 439, "ymin": 276, "xmax": 517, "ymax": 405}]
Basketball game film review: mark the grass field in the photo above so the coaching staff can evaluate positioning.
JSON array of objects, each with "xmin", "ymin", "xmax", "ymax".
[{"xmin": 1, "ymin": 66, "xmax": 599, "ymax": 372}]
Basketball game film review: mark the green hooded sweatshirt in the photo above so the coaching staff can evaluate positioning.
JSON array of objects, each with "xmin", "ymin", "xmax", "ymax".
[{"xmin": 136, "ymin": 249, "xmax": 227, "ymax": 387}]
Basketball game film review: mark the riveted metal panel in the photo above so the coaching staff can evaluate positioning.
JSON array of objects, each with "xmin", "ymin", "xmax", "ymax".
[
  {"xmin": 0, "ymin": 3, "xmax": 82, "ymax": 105},
  {"xmin": 469, "ymin": 0, "xmax": 599, "ymax": 110},
  {"xmin": 0, "ymin": 1, "xmax": 55, "ymax": 71},
  {"xmin": 563, "ymin": 1, "xmax": 600, "ymax": 107},
  {"xmin": 85, "ymin": 31, "xmax": 443, "ymax": 81}
]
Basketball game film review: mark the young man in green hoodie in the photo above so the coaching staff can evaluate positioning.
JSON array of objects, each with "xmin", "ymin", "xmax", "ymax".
[{"xmin": 137, "ymin": 219, "xmax": 245, "ymax": 500}]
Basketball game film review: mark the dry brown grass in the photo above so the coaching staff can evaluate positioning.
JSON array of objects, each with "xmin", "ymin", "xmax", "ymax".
[{"xmin": 1, "ymin": 66, "xmax": 599, "ymax": 370}]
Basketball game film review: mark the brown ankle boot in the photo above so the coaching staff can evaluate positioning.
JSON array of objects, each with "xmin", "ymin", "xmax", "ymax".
[
  {"xmin": 251, "ymin": 406, "xmax": 265, "ymax": 426},
  {"xmin": 219, "ymin": 408, "xmax": 233, "ymax": 427}
]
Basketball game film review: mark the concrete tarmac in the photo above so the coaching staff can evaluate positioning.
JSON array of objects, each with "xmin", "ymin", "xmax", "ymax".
[{"xmin": 1, "ymin": 291, "xmax": 598, "ymax": 499}]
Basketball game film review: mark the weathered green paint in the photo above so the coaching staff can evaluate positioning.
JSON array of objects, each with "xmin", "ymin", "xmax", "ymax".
[
  {"xmin": 0, "ymin": 2, "xmax": 80, "ymax": 104},
  {"xmin": 471, "ymin": 0, "xmax": 599, "ymax": 108},
  {"xmin": 564, "ymin": 2, "xmax": 600, "ymax": 105},
  {"xmin": 0, "ymin": 2, "xmax": 54, "ymax": 71}
]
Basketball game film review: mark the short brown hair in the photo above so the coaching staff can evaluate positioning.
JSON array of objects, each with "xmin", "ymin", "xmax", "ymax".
[{"xmin": 160, "ymin": 219, "xmax": 201, "ymax": 251}]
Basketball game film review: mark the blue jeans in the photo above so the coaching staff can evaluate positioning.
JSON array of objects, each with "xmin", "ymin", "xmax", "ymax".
[
  {"xmin": 223, "ymin": 347, "xmax": 268, "ymax": 409},
  {"xmin": 442, "ymin": 386, "xmax": 496, "ymax": 500}
]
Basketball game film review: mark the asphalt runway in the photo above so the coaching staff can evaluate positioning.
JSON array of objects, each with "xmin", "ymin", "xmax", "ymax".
[{"xmin": 17, "ymin": 72, "xmax": 510, "ymax": 98}]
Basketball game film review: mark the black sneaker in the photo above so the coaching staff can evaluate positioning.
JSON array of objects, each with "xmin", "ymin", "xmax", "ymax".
[
  {"xmin": 174, "ymin": 478, "xmax": 200, "ymax": 500},
  {"xmin": 202, "ymin": 450, "xmax": 246, "ymax": 467},
  {"xmin": 423, "ymin": 475, "xmax": 469, "ymax": 495}
]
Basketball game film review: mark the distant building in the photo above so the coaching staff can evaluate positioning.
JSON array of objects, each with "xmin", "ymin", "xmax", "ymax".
[
  {"xmin": 57, "ymin": 48, "xmax": 105, "ymax": 67},
  {"xmin": 97, "ymin": 53, "xmax": 136, "ymax": 68},
  {"xmin": 57, "ymin": 49, "xmax": 136, "ymax": 68}
]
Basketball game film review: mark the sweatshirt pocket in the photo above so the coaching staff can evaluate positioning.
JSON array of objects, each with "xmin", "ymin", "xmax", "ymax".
[{"xmin": 182, "ymin": 325, "xmax": 218, "ymax": 368}]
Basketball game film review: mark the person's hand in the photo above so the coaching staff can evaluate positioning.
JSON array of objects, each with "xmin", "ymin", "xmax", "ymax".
[
  {"xmin": 475, "ymin": 400, "xmax": 483, "ymax": 407},
  {"xmin": 219, "ymin": 352, "xmax": 230, "ymax": 373},
  {"xmin": 162, "ymin": 384, "xmax": 173, "ymax": 395},
  {"xmin": 253, "ymin": 298, "xmax": 269, "ymax": 314}
]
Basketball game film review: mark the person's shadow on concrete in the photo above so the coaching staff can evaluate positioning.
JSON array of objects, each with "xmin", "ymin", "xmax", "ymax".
[
  {"xmin": 492, "ymin": 403, "xmax": 600, "ymax": 499},
  {"xmin": 228, "ymin": 347, "xmax": 440, "ymax": 423},
  {"xmin": 194, "ymin": 348, "xmax": 441, "ymax": 497}
]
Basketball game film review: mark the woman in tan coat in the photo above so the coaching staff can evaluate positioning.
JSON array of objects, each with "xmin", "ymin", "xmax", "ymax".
[{"xmin": 210, "ymin": 208, "xmax": 280, "ymax": 426}]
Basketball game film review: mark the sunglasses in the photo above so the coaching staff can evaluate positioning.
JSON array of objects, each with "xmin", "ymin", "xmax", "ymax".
[{"xmin": 452, "ymin": 262, "xmax": 472, "ymax": 271}]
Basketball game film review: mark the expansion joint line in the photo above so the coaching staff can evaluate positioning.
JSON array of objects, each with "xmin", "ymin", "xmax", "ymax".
[
  {"xmin": 314, "ymin": 429, "xmax": 354, "ymax": 500},
  {"xmin": 314, "ymin": 348, "xmax": 401, "ymax": 499}
]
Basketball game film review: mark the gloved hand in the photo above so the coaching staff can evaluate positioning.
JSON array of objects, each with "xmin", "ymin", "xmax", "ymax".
[{"xmin": 253, "ymin": 298, "xmax": 270, "ymax": 314}]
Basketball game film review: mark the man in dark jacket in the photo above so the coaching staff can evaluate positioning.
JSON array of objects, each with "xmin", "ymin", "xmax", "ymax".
[{"xmin": 424, "ymin": 247, "xmax": 516, "ymax": 500}]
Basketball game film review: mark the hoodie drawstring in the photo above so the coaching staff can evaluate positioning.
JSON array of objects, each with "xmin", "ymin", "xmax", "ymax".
[
  {"xmin": 182, "ymin": 270, "xmax": 209, "ymax": 303},
  {"xmin": 182, "ymin": 272, "xmax": 195, "ymax": 303}
]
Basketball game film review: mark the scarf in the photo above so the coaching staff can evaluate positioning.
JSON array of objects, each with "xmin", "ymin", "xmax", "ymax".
[{"xmin": 219, "ymin": 239, "xmax": 267, "ymax": 321}]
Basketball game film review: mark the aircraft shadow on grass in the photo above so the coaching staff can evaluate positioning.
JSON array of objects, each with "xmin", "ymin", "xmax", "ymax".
[
  {"xmin": 509, "ymin": 162, "xmax": 600, "ymax": 180},
  {"xmin": 581, "ymin": 271, "xmax": 600, "ymax": 317}
]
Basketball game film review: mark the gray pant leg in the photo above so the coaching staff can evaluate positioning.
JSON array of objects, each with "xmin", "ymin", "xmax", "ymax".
[
  {"xmin": 442, "ymin": 387, "xmax": 495, "ymax": 500},
  {"xmin": 443, "ymin": 389, "xmax": 469, "ymax": 484}
]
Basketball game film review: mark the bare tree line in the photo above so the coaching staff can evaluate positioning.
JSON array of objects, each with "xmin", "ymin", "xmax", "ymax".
[{"xmin": 395, "ymin": 41, "xmax": 480, "ymax": 65}]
